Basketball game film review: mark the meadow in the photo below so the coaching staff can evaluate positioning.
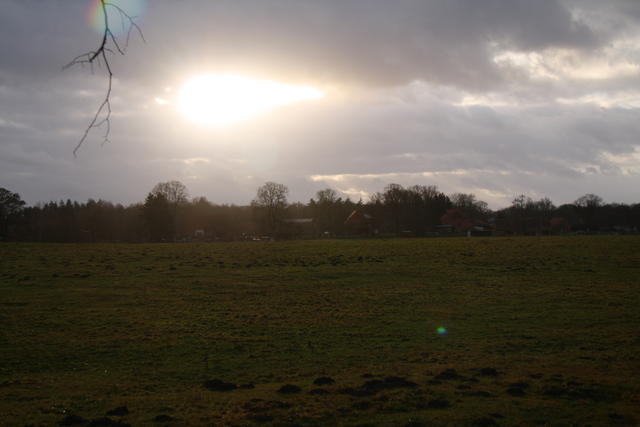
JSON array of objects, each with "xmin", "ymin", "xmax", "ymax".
[{"xmin": 1, "ymin": 236, "xmax": 639, "ymax": 426}]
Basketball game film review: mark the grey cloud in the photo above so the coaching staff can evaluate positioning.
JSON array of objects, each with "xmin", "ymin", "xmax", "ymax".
[
  {"xmin": 266, "ymin": 85, "xmax": 640, "ymax": 199},
  {"xmin": 137, "ymin": 0, "xmax": 599, "ymax": 89},
  {"xmin": 0, "ymin": 0, "xmax": 605, "ymax": 89},
  {"xmin": 1, "ymin": 0, "xmax": 640, "ymax": 209}
]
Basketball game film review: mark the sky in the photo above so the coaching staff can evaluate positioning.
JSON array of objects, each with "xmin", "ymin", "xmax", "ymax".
[{"xmin": 1, "ymin": 0, "xmax": 639, "ymax": 209}]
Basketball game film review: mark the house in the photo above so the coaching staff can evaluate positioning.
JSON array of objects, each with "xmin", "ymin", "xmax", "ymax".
[
  {"xmin": 441, "ymin": 209, "xmax": 493, "ymax": 234},
  {"xmin": 469, "ymin": 224, "xmax": 492, "ymax": 236},
  {"xmin": 433, "ymin": 224, "xmax": 455, "ymax": 235},
  {"xmin": 344, "ymin": 210, "xmax": 374, "ymax": 235},
  {"xmin": 549, "ymin": 217, "xmax": 571, "ymax": 234}
]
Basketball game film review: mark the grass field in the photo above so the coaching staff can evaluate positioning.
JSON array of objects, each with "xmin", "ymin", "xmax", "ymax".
[{"xmin": 1, "ymin": 236, "xmax": 639, "ymax": 426}]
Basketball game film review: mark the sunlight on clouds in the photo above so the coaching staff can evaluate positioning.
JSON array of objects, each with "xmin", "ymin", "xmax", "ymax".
[
  {"xmin": 557, "ymin": 92, "xmax": 640, "ymax": 109},
  {"xmin": 311, "ymin": 169, "xmax": 513, "ymax": 183},
  {"xmin": 601, "ymin": 148, "xmax": 640, "ymax": 175},
  {"xmin": 456, "ymin": 94, "xmax": 518, "ymax": 108},
  {"xmin": 176, "ymin": 74, "xmax": 324, "ymax": 125},
  {"xmin": 569, "ymin": 162, "xmax": 602, "ymax": 175},
  {"xmin": 473, "ymin": 188, "xmax": 512, "ymax": 200},
  {"xmin": 425, "ymin": 169, "xmax": 513, "ymax": 177},
  {"xmin": 182, "ymin": 157, "xmax": 211, "ymax": 165},
  {"xmin": 311, "ymin": 173, "xmax": 396, "ymax": 182},
  {"xmin": 391, "ymin": 153, "xmax": 420, "ymax": 159},
  {"xmin": 493, "ymin": 50, "xmax": 559, "ymax": 80},
  {"xmin": 338, "ymin": 188, "xmax": 370, "ymax": 200},
  {"xmin": 0, "ymin": 117, "xmax": 28, "ymax": 129},
  {"xmin": 74, "ymin": 89, "xmax": 102, "ymax": 98},
  {"xmin": 494, "ymin": 47, "xmax": 640, "ymax": 81},
  {"xmin": 449, "ymin": 187, "xmax": 512, "ymax": 208},
  {"xmin": 153, "ymin": 157, "xmax": 212, "ymax": 166}
]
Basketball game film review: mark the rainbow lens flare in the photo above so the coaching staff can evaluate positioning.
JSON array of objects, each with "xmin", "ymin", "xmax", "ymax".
[
  {"xmin": 437, "ymin": 327, "xmax": 448, "ymax": 335},
  {"xmin": 86, "ymin": 0, "xmax": 147, "ymax": 35}
]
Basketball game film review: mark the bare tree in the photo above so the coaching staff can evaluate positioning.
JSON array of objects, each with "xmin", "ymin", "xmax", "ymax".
[
  {"xmin": 252, "ymin": 182, "xmax": 289, "ymax": 235},
  {"xmin": 150, "ymin": 181, "xmax": 190, "ymax": 206},
  {"xmin": 450, "ymin": 192, "xmax": 489, "ymax": 220},
  {"xmin": 64, "ymin": 0, "xmax": 144, "ymax": 156},
  {"xmin": 574, "ymin": 193, "xmax": 603, "ymax": 231},
  {"xmin": 574, "ymin": 194, "xmax": 603, "ymax": 209},
  {"xmin": 315, "ymin": 188, "xmax": 339, "ymax": 204},
  {"xmin": 0, "ymin": 187, "xmax": 26, "ymax": 240}
]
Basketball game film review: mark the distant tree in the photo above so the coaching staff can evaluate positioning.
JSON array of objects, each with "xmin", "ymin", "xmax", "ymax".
[
  {"xmin": 78, "ymin": 199, "xmax": 119, "ymax": 242},
  {"xmin": 450, "ymin": 193, "xmax": 489, "ymax": 222},
  {"xmin": 187, "ymin": 196, "xmax": 212, "ymax": 231},
  {"xmin": 0, "ymin": 188, "xmax": 26, "ymax": 240},
  {"xmin": 631, "ymin": 203, "xmax": 640, "ymax": 231},
  {"xmin": 574, "ymin": 193, "xmax": 603, "ymax": 210},
  {"xmin": 315, "ymin": 188, "xmax": 339, "ymax": 204},
  {"xmin": 369, "ymin": 184, "xmax": 450, "ymax": 234},
  {"xmin": 574, "ymin": 193, "xmax": 603, "ymax": 231},
  {"xmin": 511, "ymin": 194, "xmax": 529, "ymax": 211},
  {"xmin": 379, "ymin": 183, "xmax": 406, "ymax": 233},
  {"xmin": 508, "ymin": 194, "xmax": 532, "ymax": 234},
  {"xmin": 143, "ymin": 192, "xmax": 173, "ymax": 241},
  {"xmin": 531, "ymin": 197, "xmax": 555, "ymax": 233},
  {"xmin": 120, "ymin": 203, "xmax": 146, "ymax": 242},
  {"xmin": 150, "ymin": 181, "xmax": 189, "ymax": 206},
  {"xmin": 506, "ymin": 195, "xmax": 556, "ymax": 234},
  {"xmin": 535, "ymin": 197, "xmax": 555, "ymax": 213},
  {"xmin": 147, "ymin": 180, "xmax": 189, "ymax": 237},
  {"xmin": 252, "ymin": 182, "xmax": 289, "ymax": 235},
  {"xmin": 555, "ymin": 203, "xmax": 579, "ymax": 231},
  {"xmin": 0, "ymin": 188, "xmax": 25, "ymax": 217},
  {"xmin": 59, "ymin": 199, "xmax": 79, "ymax": 242},
  {"xmin": 310, "ymin": 188, "xmax": 342, "ymax": 235},
  {"xmin": 405, "ymin": 185, "xmax": 450, "ymax": 234}
]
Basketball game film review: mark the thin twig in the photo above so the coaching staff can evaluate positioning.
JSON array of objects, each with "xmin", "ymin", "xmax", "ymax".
[{"xmin": 64, "ymin": 0, "xmax": 144, "ymax": 156}]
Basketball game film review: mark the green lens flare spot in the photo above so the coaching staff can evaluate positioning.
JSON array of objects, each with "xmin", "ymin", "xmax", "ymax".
[{"xmin": 437, "ymin": 327, "xmax": 448, "ymax": 335}]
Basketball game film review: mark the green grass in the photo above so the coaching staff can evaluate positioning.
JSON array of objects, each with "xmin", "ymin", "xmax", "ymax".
[{"xmin": 1, "ymin": 236, "xmax": 639, "ymax": 426}]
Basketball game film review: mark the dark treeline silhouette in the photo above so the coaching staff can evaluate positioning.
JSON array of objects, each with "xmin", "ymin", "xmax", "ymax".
[{"xmin": 1, "ymin": 183, "xmax": 639, "ymax": 242}]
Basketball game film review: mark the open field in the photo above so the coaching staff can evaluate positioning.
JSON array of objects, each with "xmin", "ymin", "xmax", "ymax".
[{"xmin": 1, "ymin": 236, "xmax": 639, "ymax": 426}]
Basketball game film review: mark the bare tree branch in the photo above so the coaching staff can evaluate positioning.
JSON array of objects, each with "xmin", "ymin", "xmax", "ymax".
[{"xmin": 64, "ymin": 0, "xmax": 144, "ymax": 157}]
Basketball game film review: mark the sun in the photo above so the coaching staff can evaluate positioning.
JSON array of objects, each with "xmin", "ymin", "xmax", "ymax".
[{"xmin": 176, "ymin": 74, "xmax": 324, "ymax": 125}]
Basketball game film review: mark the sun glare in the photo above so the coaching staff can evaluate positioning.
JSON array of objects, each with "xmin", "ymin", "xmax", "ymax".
[{"xmin": 176, "ymin": 74, "xmax": 324, "ymax": 125}]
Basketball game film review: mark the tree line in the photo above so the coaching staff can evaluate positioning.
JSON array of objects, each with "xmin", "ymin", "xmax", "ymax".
[{"xmin": 0, "ymin": 182, "xmax": 638, "ymax": 242}]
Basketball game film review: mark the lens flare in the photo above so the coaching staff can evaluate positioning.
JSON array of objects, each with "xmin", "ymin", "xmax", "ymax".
[
  {"xmin": 437, "ymin": 327, "xmax": 448, "ymax": 335},
  {"xmin": 86, "ymin": 0, "xmax": 147, "ymax": 35}
]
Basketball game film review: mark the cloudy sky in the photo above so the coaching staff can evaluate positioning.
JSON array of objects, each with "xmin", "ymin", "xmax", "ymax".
[{"xmin": 1, "ymin": 0, "xmax": 639, "ymax": 208}]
